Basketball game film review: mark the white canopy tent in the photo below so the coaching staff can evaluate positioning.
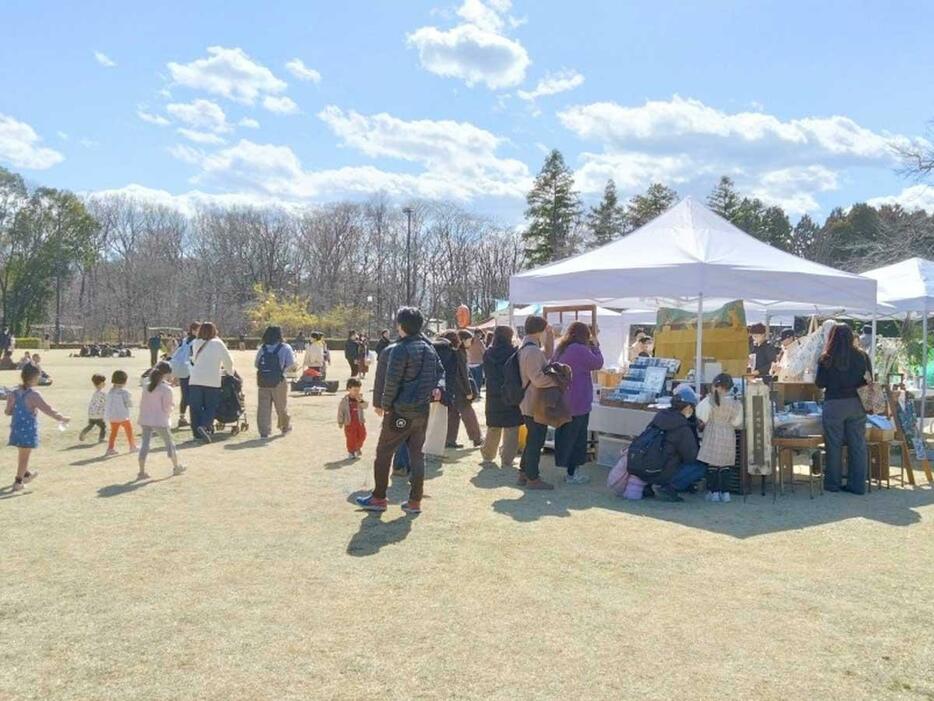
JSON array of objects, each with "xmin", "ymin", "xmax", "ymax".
[
  {"xmin": 862, "ymin": 257, "xmax": 934, "ymax": 429},
  {"xmin": 510, "ymin": 197, "xmax": 879, "ymax": 392}
]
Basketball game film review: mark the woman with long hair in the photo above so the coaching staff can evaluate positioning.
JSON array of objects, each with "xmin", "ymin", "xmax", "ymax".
[
  {"xmin": 816, "ymin": 323, "xmax": 870, "ymax": 493},
  {"xmin": 255, "ymin": 325, "xmax": 295, "ymax": 439},
  {"xmin": 480, "ymin": 325, "xmax": 522, "ymax": 468},
  {"xmin": 552, "ymin": 321, "xmax": 604, "ymax": 484},
  {"xmin": 188, "ymin": 322, "xmax": 234, "ymax": 443}
]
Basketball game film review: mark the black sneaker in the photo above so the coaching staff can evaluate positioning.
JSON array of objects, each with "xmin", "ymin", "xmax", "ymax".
[
  {"xmin": 656, "ymin": 486, "xmax": 684, "ymax": 502},
  {"xmin": 642, "ymin": 484, "xmax": 656, "ymax": 499},
  {"xmin": 445, "ymin": 442, "xmax": 464, "ymax": 449},
  {"xmin": 197, "ymin": 427, "xmax": 213, "ymax": 443}
]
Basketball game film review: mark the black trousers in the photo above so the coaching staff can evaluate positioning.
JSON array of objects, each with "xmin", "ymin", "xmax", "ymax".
[
  {"xmin": 80, "ymin": 419, "xmax": 106, "ymax": 441},
  {"xmin": 520, "ymin": 416, "xmax": 548, "ymax": 480}
]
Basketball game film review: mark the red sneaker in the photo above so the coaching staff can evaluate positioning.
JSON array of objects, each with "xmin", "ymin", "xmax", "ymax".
[
  {"xmin": 401, "ymin": 500, "xmax": 421, "ymax": 514},
  {"xmin": 355, "ymin": 494, "xmax": 388, "ymax": 512}
]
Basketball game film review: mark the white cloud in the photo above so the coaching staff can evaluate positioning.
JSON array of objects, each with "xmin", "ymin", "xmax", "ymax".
[
  {"xmin": 285, "ymin": 59, "xmax": 322, "ymax": 83},
  {"xmin": 85, "ymin": 184, "xmax": 296, "ymax": 217},
  {"xmin": 557, "ymin": 95, "xmax": 931, "ymax": 214},
  {"xmin": 0, "ymin": 114, "xmax": 64, "ymax": 169},
  {"xmin": 94, "ymin": 51, "xmax": 116, "ymax": 68},
  {"xmin": 239, "ymin": 117, "xmax": 260, "ymax": 129},
  {"xmin": 517, "ymin": 69, "xmax": 584, "ymax": 101},
  {"xmin": 169, "ymin": 108, "xmax": 531, "ymax": 203},
  {"xmin": 868, "ymin": 185, "xmax": 934, "ymax": 213},
  {"xmin": 407, "ymin": 1, "xmax": 530, "ymax": 89},
  {"xmin": 79, "ymin": 138, "xmax": 99, "ymax": 149},
  {"xmin": 177, "ymin": 128, "xmax": 227, "ymax": 145},
  {"xmin": 262, "ymin": 96, "xmax": 300, "ymax": 115},
  {"xmin": 57, "ymin": 131, "xmax": 69, "ymax": 141},
  {"xmin": 137, "ymin": 109, "xmax": 170, "ymax": 126},
  {"xmin": 167, "ymin": 46, "xmax": 287, "ymax": 104},
  {"xmin": 166, "ymin": 99, "xmax": 231, "ymax": 132}
]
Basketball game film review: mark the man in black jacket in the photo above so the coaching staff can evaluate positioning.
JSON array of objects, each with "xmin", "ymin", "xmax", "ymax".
[
  {"xmin": 345, "ymin": 331, "xmax": 360, "ymax": 377},
  {"xmin": 356, "ymin": 307, "xmax": 443, "ymax": 515},
  {"xmin": 374, "ymin": 329, "xmax": 392, "ymax": 358}
]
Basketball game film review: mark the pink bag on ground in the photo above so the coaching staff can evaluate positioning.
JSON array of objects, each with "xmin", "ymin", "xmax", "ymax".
[
  {"xmin": 622, "ymin": 474, "xmax": 646, "ymax": 500},
  {"xmin": 607, "ymin": 453, "xmax": 630, "ymax": 496}
]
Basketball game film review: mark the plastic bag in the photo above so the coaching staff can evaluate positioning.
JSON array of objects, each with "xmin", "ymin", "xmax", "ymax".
[{"xmin": 607, "ymin": 453, "xmax": 630, "ymax": 496}]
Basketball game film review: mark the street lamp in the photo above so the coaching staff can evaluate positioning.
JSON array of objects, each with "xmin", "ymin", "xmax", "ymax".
[{"xmin": 402, "ymin": 206, "xmax": 413, "ymax": 306}]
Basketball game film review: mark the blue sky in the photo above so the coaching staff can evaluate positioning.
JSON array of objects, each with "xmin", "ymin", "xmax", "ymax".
[{"xmin": 2, "ymin": 0, "xmax": 933, "ymax": 222}]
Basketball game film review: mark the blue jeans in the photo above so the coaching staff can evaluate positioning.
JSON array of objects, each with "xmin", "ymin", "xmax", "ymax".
[
  {"xmin": 469, "ymin": 364, "xmax": 484, "ymax": 390},
  {"xmin": 188, "ymin": 384, "xmax": 221, "ymax": 438},
  {"xmin": 822, "ymin": 397, "xmax": 867, "ymax": 493},
  {"xmin": 669, "ymin": 461, "xmax": 706, "ymax": 491}
]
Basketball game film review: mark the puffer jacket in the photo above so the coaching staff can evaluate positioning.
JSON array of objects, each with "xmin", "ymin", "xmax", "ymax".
[
  {"xmin": 483, "ymin": 342, "xmax": 522, "ymax": 428},
  {"xmin": 531, "ymin": 362, "xmax": 572, "ymax": 428},
  {"xmin": 648, "ymin": 407, "xmax": 700, "ymax": 486},
  {"xmin": 434, "ymin": 339, "xmax": 471, "ymax": 410},
  {"xmin": 372, "ymin": 335, "xmax": 444, "ymax": 417}
]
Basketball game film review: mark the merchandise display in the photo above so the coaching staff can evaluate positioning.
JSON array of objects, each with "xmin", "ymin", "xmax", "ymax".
[{"xmin": 603, "ymin": 356, "xmax": 680, "ymax": 405}]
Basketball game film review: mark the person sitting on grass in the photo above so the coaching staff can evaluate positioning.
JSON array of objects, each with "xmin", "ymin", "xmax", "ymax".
[{"xmin": 6, "ymin": 364, "xmax": 69, "ymax": 492}]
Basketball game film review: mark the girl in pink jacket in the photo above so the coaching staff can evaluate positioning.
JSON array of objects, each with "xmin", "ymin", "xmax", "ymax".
[{"xmin": 137, "ymin": 362, "xmax": 186, "ymax": 480}]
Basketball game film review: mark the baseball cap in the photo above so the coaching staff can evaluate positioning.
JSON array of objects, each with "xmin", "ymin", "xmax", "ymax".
[{"xmin": 671, "ymin": 383, "xmax": 699, "ymax": 406}]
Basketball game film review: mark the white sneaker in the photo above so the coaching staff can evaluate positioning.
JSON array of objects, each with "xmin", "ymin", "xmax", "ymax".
[
  {"xmin": 706, "ymin": 491, "xmax": 721, "ymax": 502},
  {"xmin": 720, "ymin": 491, "xmax": 731, "ymax": 503},
  {"xmin": 565, "ymin": 472, "xmax": 591, "ymax": 485},
  {"xmin": 347, "ymin": 452, "xmax": 357, "ymax": 460}
]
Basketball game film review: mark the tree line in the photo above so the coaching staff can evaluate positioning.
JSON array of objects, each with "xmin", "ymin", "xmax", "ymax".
[
  {"xmin": 2, "ymin": 143, "xmax": 934, "ymax": 340},
  {"xmin": 523, "ymin": 149, "xmax": 934, "ymax": 272}
]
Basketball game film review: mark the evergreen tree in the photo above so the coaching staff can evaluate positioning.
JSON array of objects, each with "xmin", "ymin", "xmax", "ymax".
[
  {"xmin": 706, "ymin": 176, "xmax": 742, "ymax": 220},
  {"xmin": 790, "ymin": 213, "xmax": 820, "ymax": 258},
  {"xmin": 523, "ymin": 149, "xmax": 582, "ymax": 265},
  {"xmin": 587, "ymin": 179, "xmax": 625, "ymax": 247},
  {"xmin": 624, "ymin": 183, "xmax": 678, "ymax": 231}
]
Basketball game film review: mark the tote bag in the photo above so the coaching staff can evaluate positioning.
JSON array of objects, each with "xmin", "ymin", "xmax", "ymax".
[
  {"xmin": 857, "ymin": 371, "xmax": 887, "ymax": 415},
  {"xmin": 423, "ymin": 401, "xmax": 448, "ymax": 458}
]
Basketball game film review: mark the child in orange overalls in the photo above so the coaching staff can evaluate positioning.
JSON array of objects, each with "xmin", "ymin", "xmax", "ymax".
[{"xmin": 337, "ymin": 378, "xmax": 367, "ymax": 460}]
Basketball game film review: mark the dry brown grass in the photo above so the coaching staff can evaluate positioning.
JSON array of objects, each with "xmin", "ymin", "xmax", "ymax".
[{"xmin": 1, "ymin": 350, "xmax": 933, "ymax": 701}]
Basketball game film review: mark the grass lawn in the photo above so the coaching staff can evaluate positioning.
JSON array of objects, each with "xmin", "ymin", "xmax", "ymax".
[{"xmin": 1, "ymin": 350, "xmax": 933, "ymax": 701}]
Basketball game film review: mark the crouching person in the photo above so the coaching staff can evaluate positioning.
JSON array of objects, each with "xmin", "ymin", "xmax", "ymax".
[
  {"xmin": 355, "ymin": 307, "xmax": 443, "ymax": 515},
  {"xmin": 629, "ymin": 384, "xmax": 705, "ymax": 502}
]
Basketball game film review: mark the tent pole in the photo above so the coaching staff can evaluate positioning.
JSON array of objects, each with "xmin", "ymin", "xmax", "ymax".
[
  {"xmin": 870, "ymin": 309, "xmax": 877, "ymax": 375},
  {"xmin": 923, "ymin": 306, "xmax": 928, "ymax": 435},
  {"xmin": 695, "ymin": 293, "xmax": 703, "ymax": 394},
  {"xmin": 508, "ymin": 305, "xmax": 514, "ymax": 331}
]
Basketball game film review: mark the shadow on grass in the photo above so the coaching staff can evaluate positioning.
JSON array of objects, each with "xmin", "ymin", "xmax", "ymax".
[
  {"xmin": 97, "ymin": 476, "xmax": 172, "ymax": 498},
  {"xmin": 0, "ymin": 484, "xmax": 32, "ymax": 500},
  {"xmin": 70, "ymin": 454, "xmax": 113, "ymax": 466},
  {"xmin": 325, "ymin": 456, "xmax": 358, "ymax": 470},
  {"xmin": 224, "ymin": 435, "xmax": 281, "ymax": 451},
  {"xmin": 61, "ymin": 443, "xmax": 100, "ymax": 452},
  {"xmin": 485, "ymin": 461, "xmax": 934, "ymax": 538},
  {"xmin": 346, "ymin": 507, "xmax": 419, "ymax": 557},
  {"xmin": 470, "ymin": 463, "xmax": 520, "ymax": 490}
]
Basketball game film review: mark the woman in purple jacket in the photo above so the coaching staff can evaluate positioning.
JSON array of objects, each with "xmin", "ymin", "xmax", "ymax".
[{"xmin": 552, "ymin": 321, "xmax": 604, "ymax": 484}]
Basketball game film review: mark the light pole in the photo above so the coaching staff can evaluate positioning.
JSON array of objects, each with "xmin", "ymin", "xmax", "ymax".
[{"xmin": 402, "ymin": 206, "xmax": 413, "ymax": 305}]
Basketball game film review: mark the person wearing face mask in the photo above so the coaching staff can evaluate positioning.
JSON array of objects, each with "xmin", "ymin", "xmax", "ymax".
[{"xmin": 643, "ymin": 384, "xmax": 705, "ymax": 502}]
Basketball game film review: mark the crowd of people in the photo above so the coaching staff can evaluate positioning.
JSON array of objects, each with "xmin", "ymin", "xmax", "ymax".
[{"xmin": 4, "ymin": 305, "xmax": 876, "ymax": 506}]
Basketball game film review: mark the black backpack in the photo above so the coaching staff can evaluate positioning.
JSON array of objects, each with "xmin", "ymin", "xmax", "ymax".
[
  {"xmin": 257, "ymin": 343, "xmax": 285, "ymax": 388},
  {"xmin": 627, "ymin": 425, "xmax": 667, "ymax": 480},
  {"xmin": 502, "ymin": 341, "xmax": 534, "ymax": 407}
]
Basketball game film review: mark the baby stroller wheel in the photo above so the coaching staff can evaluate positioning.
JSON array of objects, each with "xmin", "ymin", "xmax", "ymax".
[
  {"xmin": 231, "ymin": 424, "xmax": 240, "ymax": 436},
  {"xmin": 241, "ymin": 420, "xmax": 249, "ymax": 431}
]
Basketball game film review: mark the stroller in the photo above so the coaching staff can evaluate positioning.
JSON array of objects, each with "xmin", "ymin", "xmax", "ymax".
[
  {"xmin": 290, "ymin": 367, "xmax": 339, "ymax": 396},
  {"xmin": 214, "ymin": 371, "xmax": 249, "ymax": 435}
]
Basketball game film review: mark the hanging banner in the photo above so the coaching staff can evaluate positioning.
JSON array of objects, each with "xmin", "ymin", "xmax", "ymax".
[
  {"xmin": 744, "ymin": 381, "xmax": 773, "ymax": 475},
  {"xmin": 653, "ymin": 300, "xmax": 748, "ymax": 378}
]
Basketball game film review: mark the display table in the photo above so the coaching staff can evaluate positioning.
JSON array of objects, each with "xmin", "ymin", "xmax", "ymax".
[{"xmin": 589, "ymin": 402, "xmax": 656, "ymax": 437}]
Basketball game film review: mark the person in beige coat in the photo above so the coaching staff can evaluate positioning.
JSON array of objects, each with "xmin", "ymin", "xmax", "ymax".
[{"xmin": 518, "ymin": 315, "xmax": 557, "ymax": 490}]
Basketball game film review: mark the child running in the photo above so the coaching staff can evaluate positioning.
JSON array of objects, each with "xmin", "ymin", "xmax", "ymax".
[
  {"xmin": 137, "ymin": 361, "xmax": 186, "ymax": 480},
  {"xmin": 337, "ymin": 377, "xmax": 367, "ymax": 460},
  {"xmin": 6, "ymin": 365, "xmax": 69, "ymax": 492},
  {"xmin": 696, "ymin": 373, "xmax": 744, "ymax": 503},
  {"xmin": 79, "ymin": 373, "xmax": 107, "ymax": 442},
  {"xmin": 105, "ymin": 370, "xmax": 137, "ymax": 456}
]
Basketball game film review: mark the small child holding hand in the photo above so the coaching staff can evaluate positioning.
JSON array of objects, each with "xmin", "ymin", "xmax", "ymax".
[{"xmin": 338, "ymin": 378, "xmax": 367, "ymax": 460}]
